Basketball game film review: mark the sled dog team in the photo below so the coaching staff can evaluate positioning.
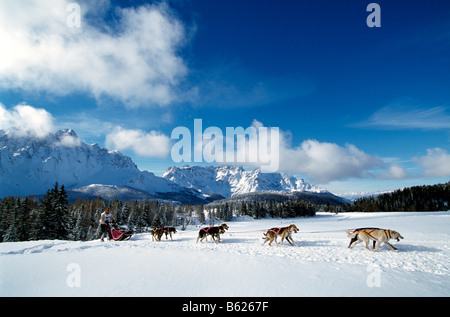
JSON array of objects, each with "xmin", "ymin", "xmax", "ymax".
[{"xmin": 151, "ymin": 223, "xmax": 404, "ymax": 252}]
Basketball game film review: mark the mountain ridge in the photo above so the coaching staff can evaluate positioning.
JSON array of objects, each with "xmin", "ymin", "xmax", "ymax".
[
  {"xmin": 1, "ymin": 129, "xmax": 339, "ymax": 204},
  {"xmin": 162, "ymin": 164, "xmax": 328, "ymax": 197},
  {"xmin": 0, "ymin": 129, "xmax": 204, "ymax": 203}
]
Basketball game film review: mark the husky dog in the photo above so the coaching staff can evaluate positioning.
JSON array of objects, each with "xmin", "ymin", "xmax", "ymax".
[
  {"xmin": 162, "ymin": 227, "xmax": 177, "ymax": 240},
  {"xmin": 197, "ymin": 223, "xmax": 229, "ymax": 243},
  {"xmin": 151, "ymin": 227, "xmax": 164, "ymax": 242},
  {"xmin": 347, "ymin": 228, "xmax": 404, "ymax": 252},
  {"xmin": 263, "ymin": 224, "xmax": 299, "ymax": 246}
]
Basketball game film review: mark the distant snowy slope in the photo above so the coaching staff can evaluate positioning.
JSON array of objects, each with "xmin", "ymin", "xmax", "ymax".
[
  {"xmin": 339, "ymin": 190, "xmax": 396, "ymax": 201},
  {"xmin": 162, "ymin": 165, "xmax": 327, "ymax": 198},
  {"xmin": 68, "ymin": 184, "xmax": 157, "ymax": 202}
]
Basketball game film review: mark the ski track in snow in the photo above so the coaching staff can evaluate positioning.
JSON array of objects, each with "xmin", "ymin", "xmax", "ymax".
[{"xmin": 1, "ymin": 212, "xmax": 449, "ymax": 296}]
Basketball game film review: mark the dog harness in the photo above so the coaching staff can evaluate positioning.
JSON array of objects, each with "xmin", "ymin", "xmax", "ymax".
[
  {"xmin": 201, "ymin": 227, "xmax": 214, "ymax": 233},
  {"xmin": 269, "ymin": 227, "xmax": 286, "ymax": 235},
  {"xmin": 354, "ymin": 228, "xmax": 381, "ymax": 240}
]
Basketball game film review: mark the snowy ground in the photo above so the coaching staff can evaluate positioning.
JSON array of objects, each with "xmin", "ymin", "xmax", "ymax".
[{"xmin": 1, "ymin": 212, "xmax": 449, "ymax": 297}]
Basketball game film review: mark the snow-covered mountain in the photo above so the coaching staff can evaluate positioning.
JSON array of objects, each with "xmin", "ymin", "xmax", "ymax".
[
  {"xmin": 0, "ymin": 129, "xmax": 204, "ymax": 203},
  {"xmin": 1, "ymin": 128, "xmax": 335, "ymax": 204},
  {"xmin": 162, "ymin": 165, "xmax": 328, "ymax": 198}
]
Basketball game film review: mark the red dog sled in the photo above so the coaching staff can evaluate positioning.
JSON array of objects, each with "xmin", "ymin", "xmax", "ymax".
[{"xmin": 109, "ymin": 228, "xmax": 133, "ymax": 241}]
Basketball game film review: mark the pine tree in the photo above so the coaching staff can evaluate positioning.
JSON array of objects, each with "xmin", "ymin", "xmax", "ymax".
[
  {"xmin": 34, "ymin": 188, "xmax": 53, "ymax": 239},
  {"xmin": 120, "ymin": 203, "xmax": 131, "ymax": 225},
  {"xmin": 72, "ymin": 204, "xmax": 88, "ymax": 241},
  {"xmin": 239, "ymin": 201, "xmax": 247, "ymax": 217},
  {"xmin": 3, "ymin": 198, "xmax": 20, "ymax": 242},
  {"xmin": 31, "ymin": 183, "xmax": 71, "ymax": 240},
  {"xmin": 195, "ymin": 204, "xmax": 206, "ymax": 224},
  {"xmin": 224, "ymin": 202, "xmax": 233, "ymax": 221},
  {"xmin": 3, "ymin": 221, "xmax": 18, "ymax": 242},
  {"xmin": 55, "ymin": 184, "xmax": 71, "ymax": 239},
  {"xmin": 152, "ymin": 212, "xmax": 162, "ymax": 228},
  {"xmin": 15, "ymin": 197, "xmax": 30, "ymax": 241},
  {"xmin": 48, "ymin": 183, "xmax": 70, "ymax": 239}
]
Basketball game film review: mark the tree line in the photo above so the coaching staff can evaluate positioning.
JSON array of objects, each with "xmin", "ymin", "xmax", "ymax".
[
  {"xmin": 211, "ymin": 198, "xmax": 316, "ymax": 219},
  {"xmin": 0, "ymin": 183, "xmax": 70, "ymax": 242},
  {"xmin": 348, "ymin": 182, "xmax": 449, "ymax": 212},
  {"xmin": 0, "ymin": 183, "xmax": 194, "ymax": 242}
]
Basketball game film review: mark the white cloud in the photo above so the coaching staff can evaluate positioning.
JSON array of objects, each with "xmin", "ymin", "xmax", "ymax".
[
  {"xmin": 413, "ymin": 148, "xmax": 450, "ymax": 177},
  {"xmin": 169, "ymin": 119, "xmax": 396, "ymax": 183},
  {"xmin": 198, "ymin": 119, "xmax": 387, "ymax": 183},
  {"xmin": 0, "ymin": 0, "xmax": 188, "ymax": 107},
  {"xmin": 0, "ymin": 103, "xmax": 54, "ymax": 138},
  {"xmin": 279, "ymin": 138, "xmax": 384, "ymax": 184},
  {"xmin": 358, "ymin": 104, "xmax": 450, "ymax": 130},
  {"xmin": 55, "ymin": 134, "xmax": 82, "ymax": 147},
  {"xmin": 105, "ymin": 126, "xmax": 171, "ymax": 158},
  {"xmin": 378, "ymin": 165, "xmax": 409, "ymax": 179}
]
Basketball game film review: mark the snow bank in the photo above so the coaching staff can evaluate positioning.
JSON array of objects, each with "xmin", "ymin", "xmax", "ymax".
[{"xmin": 1, "ymin": 212, "xmax": 449, "ymax": 297}]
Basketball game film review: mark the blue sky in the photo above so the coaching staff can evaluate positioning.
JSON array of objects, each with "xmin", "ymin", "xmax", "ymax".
[{"xmin": 1, "ymin": 0, "xmax": 449, "ymax": 194}]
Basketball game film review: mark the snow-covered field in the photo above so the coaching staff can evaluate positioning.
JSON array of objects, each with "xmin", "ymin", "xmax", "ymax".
[{"xmin": 1, "ymin": 212, "xmax": 449, "ymax": 297}]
